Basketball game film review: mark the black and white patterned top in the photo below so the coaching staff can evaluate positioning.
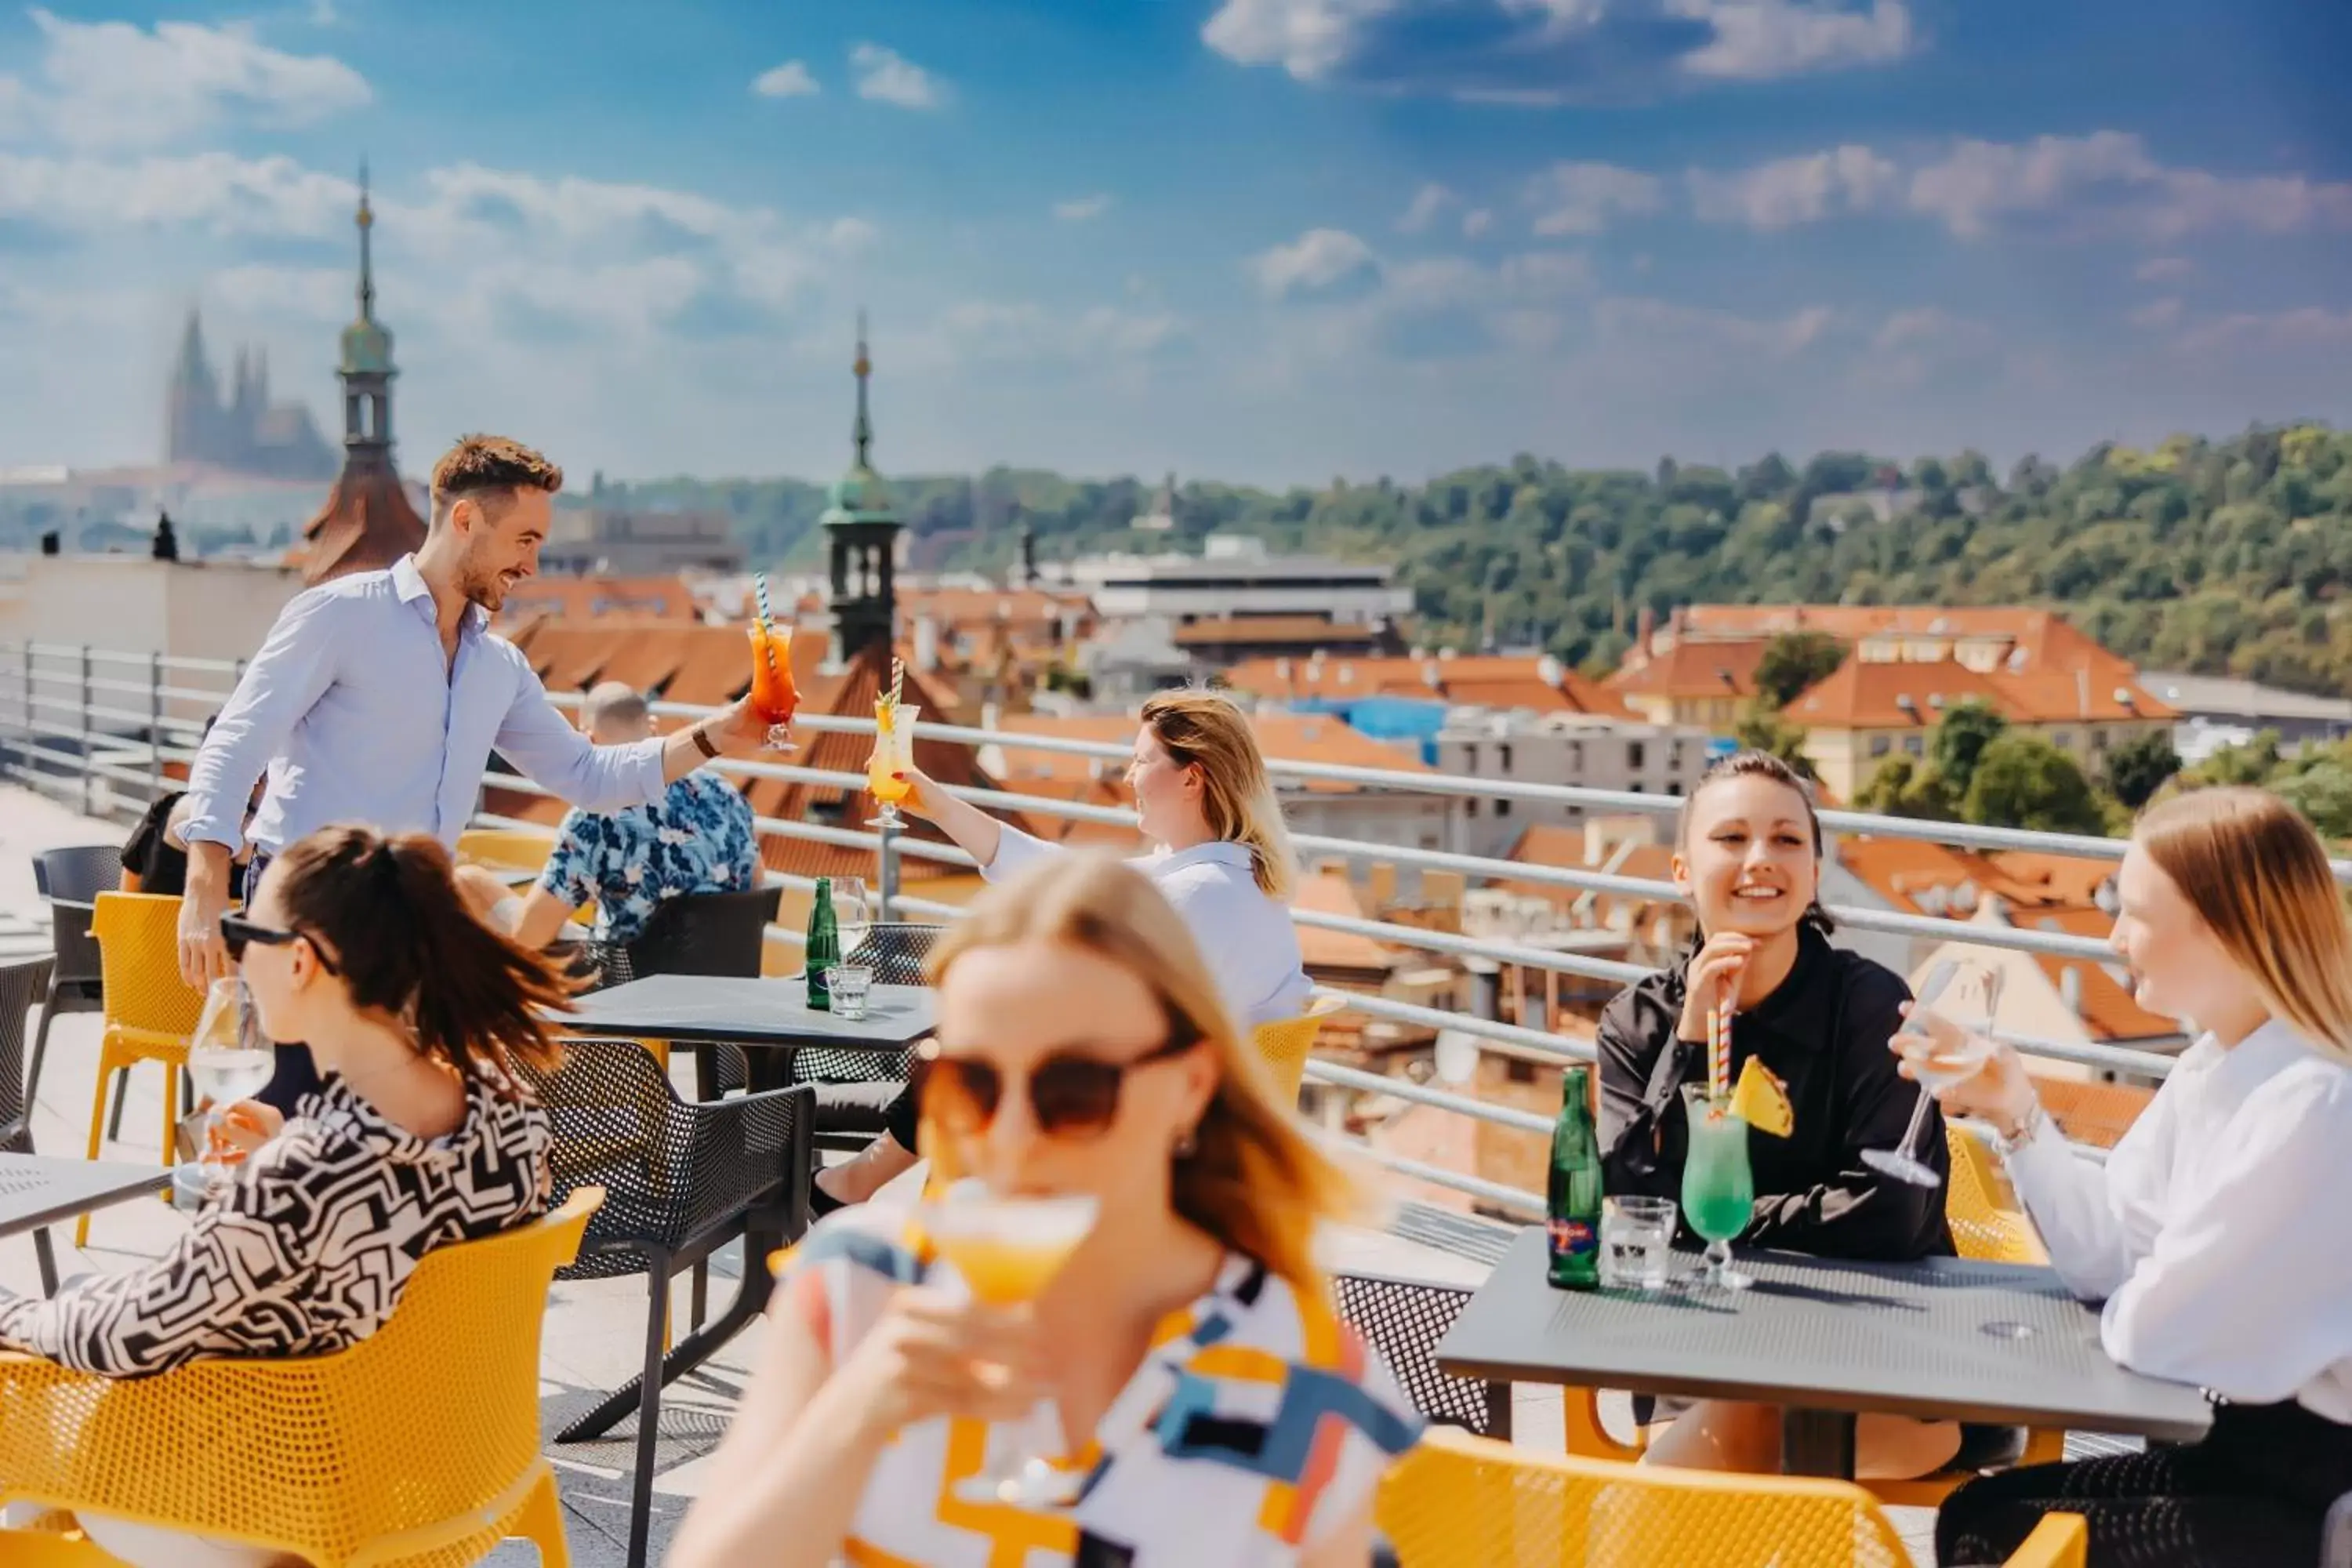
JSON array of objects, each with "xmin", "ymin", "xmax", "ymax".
[{"xmin": 0, "ymin": 1073, "xmax": 551, "ymax": 1377}]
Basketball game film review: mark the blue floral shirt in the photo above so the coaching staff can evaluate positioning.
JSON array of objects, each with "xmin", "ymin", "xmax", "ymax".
[{"xmin": 539, "ymin": 771, "xmax": 760, "ymax": 943}]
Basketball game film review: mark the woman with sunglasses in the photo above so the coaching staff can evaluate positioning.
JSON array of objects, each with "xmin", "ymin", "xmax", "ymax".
[
  {"xmin": 816, "ymin": 688, "xmax": 1311, "ymax": 1214},
  {"xmin": 0, "ymin": 826, "xmax": 558, "ymax": 1568},
  {"xmin": 671, "ymin": 853, "xmax": 1420, "ymax": 1568}
]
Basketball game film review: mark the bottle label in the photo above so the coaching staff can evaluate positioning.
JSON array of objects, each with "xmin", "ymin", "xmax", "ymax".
[{"xmin": 1548, "ymin": 1217, "xmax": 1597, "ymax": 1260}]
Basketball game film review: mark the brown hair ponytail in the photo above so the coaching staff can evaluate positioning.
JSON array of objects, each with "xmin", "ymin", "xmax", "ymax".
[{"xmin": 270, "ymin": 826, "xmax": 571, "ymax": 1090}]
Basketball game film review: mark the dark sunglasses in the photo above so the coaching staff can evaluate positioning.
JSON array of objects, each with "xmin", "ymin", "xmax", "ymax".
[
  {"xmin": 220, "ymin": 913, "xmax": 339, "ymax": 975},
  {"xmin": 910, "ymin": 1029, "xmax": 1201, "ymax": 1141}
]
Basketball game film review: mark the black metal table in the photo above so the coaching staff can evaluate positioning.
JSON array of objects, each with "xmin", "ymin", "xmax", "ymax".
[
  {"xmin": 1437, "ymin": 1228, "xmax": 2214, "ymax": 1478},
  {"xmin": 547, "ymin": 976, "xmax": 935, "ymax": 1440},
  {"xmin": 0, "ymin": 1154, "xmax": 171, "ymax": 1295}
]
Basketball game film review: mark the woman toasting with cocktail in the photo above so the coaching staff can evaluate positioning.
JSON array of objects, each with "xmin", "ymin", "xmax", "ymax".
[
  {"xmin": 670, "ymin": 853, "xmax": 1419, "ymax": 1567},
  {"xmin": 1595, "ymin": 750, "xmax": 1962, "ymax": 1479}
]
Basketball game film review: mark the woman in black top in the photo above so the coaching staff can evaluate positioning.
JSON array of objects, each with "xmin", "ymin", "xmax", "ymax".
[{"xmin": 1598, "ymin": 750, "xmax": 1958, "ymax": 1479}]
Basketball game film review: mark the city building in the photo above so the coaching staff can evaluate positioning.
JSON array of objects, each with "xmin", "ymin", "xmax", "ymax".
[
  {"xmin": 1783, "ymin": 657, "xmax": 2176, "ymax": 801},
  {"xmin": 1433, "ymin": 709, "xmax": 1711, "ymax": 860},
  {"xmin": 164, "ymin": 313, "xmax": 339, "ymax": 481},
  {"xmin": 2139, "ymin": 670, "xmax": 2352, "ymax": 760},
  {"xmin": 1226, "ymin": 652, "xmax": 1633, "ymax": 717},
  {"xmin": 1605, "ymin": 636, "xmax": 1770, "ymax": 730},
  {"xmin": 497, "ymin": 575, "xmax": 703, "ymax": 627},
  {"xmin": 1644, "ymin": 603, "xmax": 2136, "ymax": 678},
  {"xmin": 1061, "ymin": 534, "xmax": 1412, "ymax": 627},
  {"xmin": 539, "ymin": 507, "xmax": 744, "ymax": 578},
  {"xmin": 296, "ymin": 172, "xmax": 427, "ymax": 587}
]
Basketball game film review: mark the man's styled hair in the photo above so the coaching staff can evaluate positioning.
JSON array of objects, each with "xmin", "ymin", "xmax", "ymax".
[{"xmin": 429, "ymin": 435, "xmax": 564, "ymax": 528}]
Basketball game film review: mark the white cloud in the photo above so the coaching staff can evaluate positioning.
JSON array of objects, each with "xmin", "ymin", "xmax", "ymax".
[
  {"xmin": 1054, "ymin": 194, "xmax": 1113, "ymax": 222},
  {"xmin": 0, "ymin": 149, "xmax": 354, "ymax": 235},
  {"xmin": 2128, "ymin": 297, "xmax": 2184, "ymax": 332},
  {"xmin": 1249, "ymin": 227, "xmax": 1382, "ymax": 301},
  {"xmin": 7, "ymin": 8, "xmax": 369, "ymax": 150},
  {"xmin": 1461, "ymin": 207, "xmax": 1494, "ymax": 238},
  {"xmin": 1596, "ymin": 296, "xmax": 1834, "ymax": 358},
  {"xmin": 752, "ymin": 60, "xmax": 819, "ymax": 99},
  {"xmin": 826, "ymin": 216, "xmax": 878, "ymax": 254},
  {"xmin": 1674, "ymin": 0, "xmax": 1912, "ymax": 81},
  {"xmin": 1200, "ymin": 0, "xmax": 1399, "ymax": 82},
  {"xmin": 2176, "ymin": 307, "xmax": 2352, "ymax": 354},
  {"xmin": 1397, "ymin": 182, "xmax": 1455, "ymax": 233},
  {"xmin": 1525, "ymin": 162, "xmax": 1664, "ymax": 236},
  {"xmin": 210, "ymin": 263, "xmax": 354, "ymax": 321},
  {"xmin": 850, "ymin": 43, "xmax": 946, "ymax": 110},
  {"xmin": 1871, "ymin": 306, "xmax": 1984, "ymax": 353},
  {"xmin": 1688, "ymin": 143, "xmax": 1899, "ymax": 229},
  {"xmin": 938, "ymin": 300, "xmax": 1186, "ymax": 368},
  {"xmin": 2133, "ymin": 256, "xmax": 2194, "ymax": 284}
]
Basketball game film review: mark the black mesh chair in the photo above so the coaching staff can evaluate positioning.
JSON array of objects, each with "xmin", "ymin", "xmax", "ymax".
[
  {"xmin": 26, "ymin": 844, "xmax": 121, "ymax": 1137},
  {"xmin": 579, "ymin": 884, "xmax": 782, "ymax": 1095},
  {"xmin": 518, "ymin": 1037, "xmax": 812, "ymax": 1568},
  {"xmin": 1, "ymin": 956, "xmax": 60, "ymax": 1294},
  {"xmin": 1333, "ymin": 1270, "xmax": 1512, "ymax": 1439},
  {"xmin": 799, "ymin": 923, "xmax": 945, "ymax": 1153}
]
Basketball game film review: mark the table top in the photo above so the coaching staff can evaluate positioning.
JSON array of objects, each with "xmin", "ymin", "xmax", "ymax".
[
  {"xmin": 1438, "ymin": 1229, "xmax": 2214, "ymax": 1443},
  {"xmin": 555, "ymin": 975, "xmax": 935, "ymax": 1051},
  {"xmin": 0, "ymin": 1153, "xmax": 170, "ymax": 1236}
]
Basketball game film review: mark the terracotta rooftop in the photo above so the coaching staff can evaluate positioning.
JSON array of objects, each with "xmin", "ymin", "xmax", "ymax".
[
  {"xmin": 499, "ymin": 575, "xmax": 700, "ymax": 626},
  {"xmin": 1675, "ymin": 606, "xmax": 2114, "ymax": 669},
  {"xmin": 1604, "ymin": 637, "xmax": 1771, "ymax": 702},
  {"xmin": 1224, "ymin": 654, "xmax": 1635, "ymax": 719},
  {"xmin": 1835, "ymin": 838, "xmax": 2119, "ymax": 920},
  {"xmin": 1173, "ymin": 617, "xmax": 1386, "ymax": 650},
  {"xmin": 1785, "ymin": 657, "xmax": 2175, "ymax": 728},
  {"xmin": 1294, "ymin": 871, "xmax": 1396, "ymax": 974},
  {"xmin": 299, "ymin": 459, "xmax": 426, "ymax": 586},
  {"xmin": 986, "ymin": 709, "xmax": 1432, "ymax": 800}
]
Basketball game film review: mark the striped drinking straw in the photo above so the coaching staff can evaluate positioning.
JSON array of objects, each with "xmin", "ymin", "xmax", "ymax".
[
  {"xmin": 753, "ymin": 572, "xmax": 775, "ymax": 631},
  {"xmin": 1708, "ymin": 1000, "xmax": 1732, "ymax": 1103}
]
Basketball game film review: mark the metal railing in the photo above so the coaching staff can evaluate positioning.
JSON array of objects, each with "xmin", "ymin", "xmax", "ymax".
[{"xmin": 1, "ymin": 637, "xmax": 2167, "ymax": 1214}]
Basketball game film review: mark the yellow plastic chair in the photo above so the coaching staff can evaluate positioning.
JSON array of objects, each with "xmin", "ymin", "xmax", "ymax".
[
  {"xmin": 1945, "ymin": 1121, "xmax": 2045, "ymax": 1265},
  {"xmin": 0, "ymin": 1189, "xmax": 601, "ymax": 1568},
  {"xmin": 456, "ymin": 826, "xmax": 557, "ymax": 874},
  {"xmin": 1250, "ymin": 993, "xmax": 1347, "ymax": 1108},
  {"xmin": 1380, "ymin": 1425, "xmax": 2089, "ymax": 1567},
  {"xmin": 78, "ymin": 893, "xmax": 207, "ymax": 1245}
]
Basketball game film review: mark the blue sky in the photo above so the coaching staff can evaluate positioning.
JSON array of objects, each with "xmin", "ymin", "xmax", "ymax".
[{"xmin": 0, "ymin": 0, "xmax": 2347, "ymax": 486}]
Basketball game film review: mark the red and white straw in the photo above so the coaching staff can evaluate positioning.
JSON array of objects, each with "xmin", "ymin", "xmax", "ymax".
[{"xmin": 1708, "ymin": 1002, "xmax": 1732, "ymax": 1102}]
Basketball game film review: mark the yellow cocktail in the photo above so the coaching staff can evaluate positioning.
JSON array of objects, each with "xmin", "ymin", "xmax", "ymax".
[
  {"xmin": 931, "ymin": 1229, "xmax": 1087, "ymax": 1306},
  {"xmin": 867, "ymin": 701, "xmax": 920, "ymax": 829}
]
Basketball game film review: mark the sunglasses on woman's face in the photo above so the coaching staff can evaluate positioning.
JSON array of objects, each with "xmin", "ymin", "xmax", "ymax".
[
  {"xmin": 910, "ymin": 1031, "xmax": 1201, "ymax": 1142},
  {"xmin": 219, "ymin": 913, "xmax": 339, "ymax": 975}
]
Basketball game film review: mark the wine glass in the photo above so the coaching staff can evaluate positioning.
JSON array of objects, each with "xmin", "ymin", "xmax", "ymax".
[
  {"xmin": 1864, "ymin": 959, "xmax": 2004, "ymax": 1189},
  {"xmin": 1679, "ymin": 1082, "xmax": 1756, "ymax": 1290},
  {"xmin": 866, "ymin": 703, "xmax": 920, "ymax": 829},
  {"xmin": 924, "ymin": 1181, "xmax": 1099, "ymax": 1508},
  {"xmin": 833, "ymin": 877, "xmax": 872, "ymax": 967},
  {"xmin": 187, "ymin": 978, "xmax": 273, "ymax": 1180}
]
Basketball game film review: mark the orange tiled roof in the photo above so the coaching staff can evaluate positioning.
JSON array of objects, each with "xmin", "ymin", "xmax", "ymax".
[
  {"xmin": 1604, "ymin": 638, "xmax": 1771, "ymax": 702},
  {"xmin": 1785, "ymin": 658, "xmax": 2176, "ymax": 730},
  {"xmin": 301, "ymin": 459, "xmax": 426, "ymax": 586},
  {"xmin": 499, "ymin": 575, "xmax": 699, "ymax": 625},
  {"xmin": 1294, "ymin": 871, "xmax": 1396, "ymax": 973},
  {"xmin": 989, "ymin": 710, "xmax": 1432, "ymax": 800},
  {"xmin": 1173, "ymin": 617, "xmax": 1385, "ymax": 650},
  {"xmin": 1678, "ymin": 604, "xmax": 2082, "ymax": 654},
  {"xmin": 2031, "ymin": 950, "xmax": 2178, "ymax": 1043},
  {"xmin": 1224, "ymin": 655, "xmax": 1635, "ymax": 719}
]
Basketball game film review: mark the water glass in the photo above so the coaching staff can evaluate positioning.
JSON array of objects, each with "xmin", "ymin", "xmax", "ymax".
[
  {"xmin": 830, "ymin": 964, "xmax": 875, "ymax": 1021},
  {"xmin": 1599, "ymin": 1196, "xmax": 1677, "ymax": 1290}
]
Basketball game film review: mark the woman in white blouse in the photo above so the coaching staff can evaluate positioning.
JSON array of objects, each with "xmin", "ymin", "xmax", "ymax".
[
  {"xmin": 814, "ymin": 688, "xmax": 1312, "ymax": 1212},
  {"xmin": 1895, "ymin": 786, "xmax": 2352, "ymax": 1568}
]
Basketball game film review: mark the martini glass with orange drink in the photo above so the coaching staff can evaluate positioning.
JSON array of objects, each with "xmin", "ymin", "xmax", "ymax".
[
  {"xmin": 748, "ymin": 575, "xmax": 799, "ymax": 753},
  {"xmin": 923, "ymin": 1179, "xmax": 1100, "ymax": 1508}
]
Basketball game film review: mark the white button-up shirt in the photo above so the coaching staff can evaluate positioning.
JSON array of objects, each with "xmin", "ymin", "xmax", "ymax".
[
  {"xmin": 2005, "ymin": 1017, "xmax": 2352, "ymax": 1421},
  {"xmin": 181, "ymin": 554, "xmax": 668, "ymax": 855},
  {"xmin": 984, "ymin": 825, "xmax": 1313, "ymax": 1029}
]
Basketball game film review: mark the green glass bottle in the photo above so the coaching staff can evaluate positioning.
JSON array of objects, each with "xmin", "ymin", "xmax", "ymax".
[
  {"xmin": 1547, "ymin": 1065, "xmax": 1602, "ymax": 1290},
  {"xmin": 806, "ymin": 877, "xmax": 838, "ymax": 1011}
]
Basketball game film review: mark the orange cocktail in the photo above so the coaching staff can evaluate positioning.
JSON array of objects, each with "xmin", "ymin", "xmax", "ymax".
[{"xmin": 747, "ymin": 619, "xmax": 798, "ymax": 751}]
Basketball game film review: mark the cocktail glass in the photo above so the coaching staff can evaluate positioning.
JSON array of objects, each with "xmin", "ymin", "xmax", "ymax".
[
  {"xmin": 924, "ymin": 1184, "xmax": 1099, "ymax": 1508},
  {"xmin": 867, "ymin": 702, "xmax": 920, "ymax": 830},
  {"xmin": 747, "ymin": 620, "xmax": 799, "ymax": 753},
  {"xmin": 1680, "ymin": 1082, "xmax": 1755, "ymax": 1291},
  {"xmin": 1864, "ymin": 959, "xmax": 2002, "ymax": 1189}
]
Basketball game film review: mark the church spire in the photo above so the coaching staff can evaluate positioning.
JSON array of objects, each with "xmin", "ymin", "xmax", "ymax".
[
  {"xmin": 851, "ymin": 308, "xmax": 873, "ymax": 470},
  {"xmin": 821, "ymin": 311, "xmax": 902, "ymax": 666},
  {"xmin": 355, "ymin": 158, "xmax": 376, "ymax": 324}
]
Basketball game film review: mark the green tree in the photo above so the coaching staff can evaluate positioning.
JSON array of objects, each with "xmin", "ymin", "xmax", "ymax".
[
  {"xmin": 1732, "ymin": 705, "xmax": 1819, "ymax": 782},
  {"xmin": 1962, "ymin": 734, "xmax": 2107, "ymax": 836},
  {"xmin": 2273, "ymin": 760, "xmax": 2352, "ymax": 841},
  {"xmin": 1752, "ymin": 630, "xmax": 1848, "ymax": 710},
  {"xmin": 2185, "ymin": 731, "xmax": 2283, "ymax": 788},
  {"xmin": 2103, "ymin": 730, "xmax": 2182, "ymax": 810},
  {"xmin": 1853, "ymin": 756, "xmax": 1959, "ymax": 820},
  {"xmin": 1930, "ymin": 700, "xmax": 2010, "ymax": 800}
]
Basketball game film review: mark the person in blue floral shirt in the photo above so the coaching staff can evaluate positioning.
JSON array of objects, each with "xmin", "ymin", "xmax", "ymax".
[{"xmin": 457, "ymin": 683, "xmax": 760, "ymax": 949}]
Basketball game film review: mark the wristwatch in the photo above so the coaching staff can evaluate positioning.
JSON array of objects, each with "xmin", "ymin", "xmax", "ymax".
[{"xmin": 689, "ymin": 723, "xmax": 720, "ymax": 760}]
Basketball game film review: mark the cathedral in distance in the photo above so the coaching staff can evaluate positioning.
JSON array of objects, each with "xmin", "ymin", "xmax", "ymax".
[{"xmin": 162, "ymin": 311, "xmax": 339, "ymax": 481}]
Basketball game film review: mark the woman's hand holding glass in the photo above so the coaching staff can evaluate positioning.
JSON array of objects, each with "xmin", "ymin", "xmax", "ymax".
[
  {"xmin": 1888, "ymin": 1004, "xmax": 2042, "ymax": 1140},
  {"xmin": 837, "ymin": 1284, "xmax": 1047, "ymax": 1440},
  {"xmin": 203, "ymin": 1101, "xmax": 285, "ymax": 1165}
]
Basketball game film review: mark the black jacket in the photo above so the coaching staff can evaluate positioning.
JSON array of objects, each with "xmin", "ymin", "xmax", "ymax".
[{"xmin": 1596, "ymin": 927, "xmax": 1953, "ymax": 1261}]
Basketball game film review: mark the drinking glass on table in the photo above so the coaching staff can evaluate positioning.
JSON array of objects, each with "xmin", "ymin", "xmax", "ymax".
[
  {"xmin": 922, "ymin": 1180, "xmax": 1100, "ymax": 1508},
  {"xmin": 1679, "ymin": 1083, "xmax": 1755, "ymax": 1291},
  {"xmin": 867, "ymin": 703, "xmax": 920, "ymax": 830},
  {"xmin": 833, "ymin": 877, "xmax": 873, "ymax": 967},
  {"xmin": 1600, "ymin": 1196, "xmax": 1677, "ymax": 1291},
  {"xmin": 829, "ymin": 964, "xmax": 875, "ymax": 1022},
  {"xmin": 1864, "ymin": 959, "xmax": 2002, "ymax": 1189}
]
